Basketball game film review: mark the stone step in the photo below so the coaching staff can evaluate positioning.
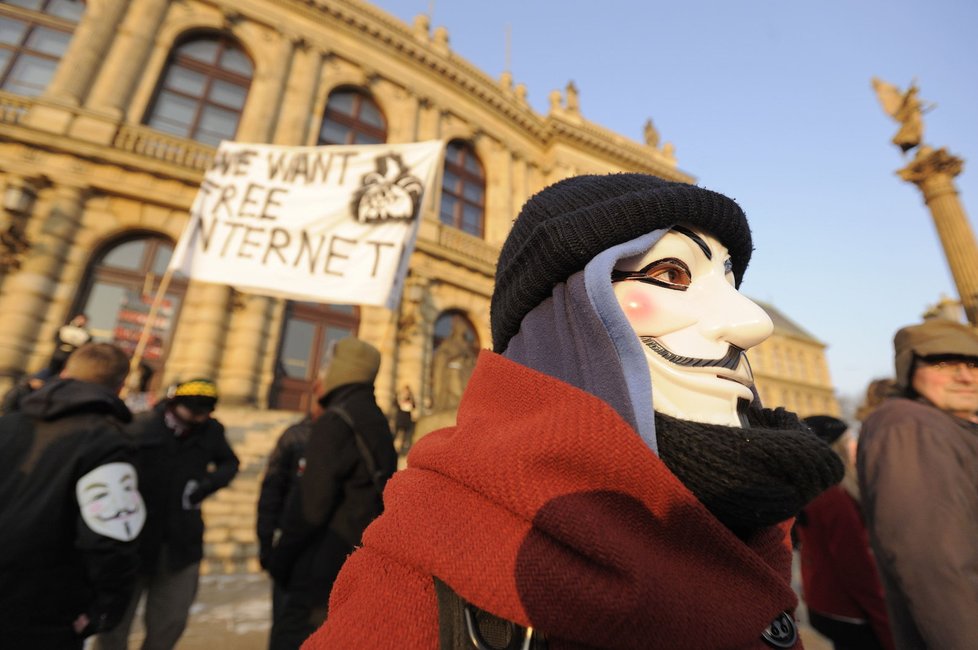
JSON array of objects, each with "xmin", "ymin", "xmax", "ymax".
[{"xmin": 199, "ymin": 409, "xmax": 302, "ymax": 574}]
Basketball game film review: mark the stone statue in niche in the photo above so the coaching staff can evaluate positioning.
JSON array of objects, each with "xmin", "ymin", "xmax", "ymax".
[{"xmin": 430, "ymin": 315, "xmax": 477, "ymax": 411}]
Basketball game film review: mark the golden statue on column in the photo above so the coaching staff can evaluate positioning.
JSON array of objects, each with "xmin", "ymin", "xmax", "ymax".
[{"xmin": 873, "ymin": 77, "xmax": 978, "ymax": 327}]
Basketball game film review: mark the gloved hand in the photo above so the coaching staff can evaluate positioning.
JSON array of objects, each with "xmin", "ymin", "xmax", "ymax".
[
  {"xmin": 267, "ymin": 548, "xmax": 295, "ymax": 587},
  {"xmin": 182, "ymin": 479, "xmax": 208, "ymax": 509}
]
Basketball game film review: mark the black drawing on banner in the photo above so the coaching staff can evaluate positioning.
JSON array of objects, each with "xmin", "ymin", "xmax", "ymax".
[{"xmin": 351, "ymin": 154, "xmax": 423, "ymax": 224}]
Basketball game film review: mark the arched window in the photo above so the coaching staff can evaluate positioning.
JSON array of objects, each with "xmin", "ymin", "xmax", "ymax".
[
  {"xmin": 75, "ymin": 234, "xmax": 188, "ymax": 388},
  {"xmin": 143, "ymin": 33, "xmax": 252, "ymax": 146},
  {"xmin": 0, "ymin": 0, "xmax": 84, "ymax": 96},
  {"xmin": 440, "ymin": 140, "xmax": 485, "ymax": 237},
  {"xmin": 273, "ymin": 301, "xmax": 360, "ymax": 412},
  {"xmin": 317, "ymin": 87, "xmax": 387, "ymax": 145},
  {"xmin": 429, "ymin": 310, "xmax": 479, "ymax": 413}
]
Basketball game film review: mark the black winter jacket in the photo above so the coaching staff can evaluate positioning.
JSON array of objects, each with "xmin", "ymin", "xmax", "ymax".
[
  {"xmin": 256, "ymin": 416, "xmax": 312, "ymax": 570},
  {"xmin": 130, "ymin": 401, "xmax": 239, "ymax": 573},
  {"xmin": 0, "ymin": 379, "xmax": 139, "ymax": 648},
  {"xmin": 270, "ymin": 383, "xmax": 397, "ymax": 605}
]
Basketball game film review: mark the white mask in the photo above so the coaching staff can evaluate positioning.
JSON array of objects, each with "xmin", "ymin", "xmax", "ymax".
[
  {"xmin": 613, "ymin": 226, "xmax": 773, "ymax": 427},
  {"xmin": 76, "ymin": 462, "xmax": 146, "ymax": 542}
]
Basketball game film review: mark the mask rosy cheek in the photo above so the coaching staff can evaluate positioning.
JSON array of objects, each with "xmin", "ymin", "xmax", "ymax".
[{"xmin": 619, "ymin": 288, "xmax": 655, "ymax": 323}]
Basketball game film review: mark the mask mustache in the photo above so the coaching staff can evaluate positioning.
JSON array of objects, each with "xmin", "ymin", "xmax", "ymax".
[
  {"xmin": 96, "ymin": 507, "xmax": 141, "ymax": 522},
  {"xmin": 640, "ymin": 337, "xmax": 743, "ymax": 371}
]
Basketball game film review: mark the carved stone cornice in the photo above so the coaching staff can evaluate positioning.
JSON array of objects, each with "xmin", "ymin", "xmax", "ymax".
[
  {"xmin": 898, "ymin": 146, "xmax": 964, "ymax": 185},
  {"xmin": 129, "ymin": 0, "xmax": 681, "ymax": 178},
  {"xmin": 546, "ymin": 116, "xmax": 693, "ymax": 182},
  {"xmin": 280, "ymin": 0, "xmax": 547, "ymax": 139}
]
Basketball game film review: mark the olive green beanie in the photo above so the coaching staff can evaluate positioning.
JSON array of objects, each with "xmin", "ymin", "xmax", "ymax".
[{"xmin": 320, "ymin": 337, "xmax": 381, "ymax": 397}]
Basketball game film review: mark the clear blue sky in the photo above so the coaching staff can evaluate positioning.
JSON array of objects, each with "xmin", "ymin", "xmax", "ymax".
[{"xmin": 371, "ymin": 0, "xmax": 978, "ymax": 400}]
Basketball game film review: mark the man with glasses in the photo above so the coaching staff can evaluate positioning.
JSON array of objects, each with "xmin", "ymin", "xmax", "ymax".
[{"xmin": 858, "ymin": 318, "xmax": 978, "ymax": 650}]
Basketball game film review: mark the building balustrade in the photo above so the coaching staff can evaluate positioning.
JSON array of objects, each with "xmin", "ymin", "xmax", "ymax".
[
  {"xmin": 435, "ymin": 222, "xmax": 499, "ymax": 269},
  {"xmin": 0, "ymin": 91, "xmax": 32, "ymax": 126},
  {"xmin": 112, "ymin": 124, "xmax": 215, "ymax": 173}
]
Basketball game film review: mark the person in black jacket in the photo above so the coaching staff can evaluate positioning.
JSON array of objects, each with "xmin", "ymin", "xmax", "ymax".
[
  {"xmin": 268, "ymin": 337, "xmax": 397, "ymax": 650},
  {"xmin": 0, "ymin": 369, "xmax": 47, "ymax": 414},
  {"xmin": 258, "ymin": 416, "xmax": 314, "ymax": 570},
  {"xmin": 257, "ymin": 413, "xmax": 314, "ymax": 635},
  {"xmin": 0, "ymin": 343, "xmax": 143, "ymax": 650},
  {"xmin": 94, "ymin": 378, "xmax": 239, "ymax": 650},
  {"xmin": 45, "ymin": 313, "xmax": 92, "ymax": 377}
]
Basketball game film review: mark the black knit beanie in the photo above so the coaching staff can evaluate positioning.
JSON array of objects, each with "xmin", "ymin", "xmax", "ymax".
[{"xmin": 491, "ymin": 174, "xmax": 753, "ymax": 353}]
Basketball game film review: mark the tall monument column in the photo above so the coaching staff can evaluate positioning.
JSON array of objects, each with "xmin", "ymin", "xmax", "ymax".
[
  {"xmin": 873, "ymin": 78, "xmax": 978, "ymax": 326},
  {"xmin": 899, "ymin": 147, "xmax": 978, "ymax": 325}
]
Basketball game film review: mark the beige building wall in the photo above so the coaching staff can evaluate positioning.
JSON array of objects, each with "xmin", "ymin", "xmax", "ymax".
[{"xmin": 748, "ymin": 301, "xmax": 840, "ymax": 418}]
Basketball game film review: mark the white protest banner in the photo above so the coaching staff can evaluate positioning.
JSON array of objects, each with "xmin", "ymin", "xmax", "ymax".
[{"xmin": 168, "ymin": 140, "xmax": 445, "ymax": 308}]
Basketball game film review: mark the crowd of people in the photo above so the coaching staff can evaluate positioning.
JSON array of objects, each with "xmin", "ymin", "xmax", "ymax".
[
  {"xmin": 0, "ymin": 323, "xmax": 397, "ymax": 650},
  {"xmin": 1, "ymin": 172, "xmax": 976, "ymax": 649}
]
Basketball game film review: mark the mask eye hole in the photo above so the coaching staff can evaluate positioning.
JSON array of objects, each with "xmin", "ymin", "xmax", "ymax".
[{"xmin": 612, "ymin": 257, "xmax": 691, "ymax": 291}]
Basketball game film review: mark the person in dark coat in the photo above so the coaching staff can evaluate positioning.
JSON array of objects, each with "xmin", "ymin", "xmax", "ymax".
[
  {"xmin": 257, "ymin": 413, "xmax": 315, "ymax": 636},
  {"xmin": 393, "ymin": 384, "xmax": 416, "ymax": 454},
  {"xmin": 0, "ymin": 369, "xmax": 47, "ymax": 414},
  {"xmin": 94, "ymin": 378, "xmax": 239, "ymax": 650},
  {"xmin": 0, "ymin": 343, "xmax": 143, "ymax": 650},
  {"xmin": 45, "ymin": 313, "xmax": 92, "ymax": 377},
  {"xmin": 268, "ymin": 337, "xmax": 397, "ymax": 649},
  {"xmin": 858, "ymin": 319, "xmax": 978, "ymax": 650},
  {"xmin": 796, "ymin": 415, "xmax": 895, "ymax": 650}
]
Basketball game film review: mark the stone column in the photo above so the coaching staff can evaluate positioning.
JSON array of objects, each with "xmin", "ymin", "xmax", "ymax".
[
  {"xmin": 84, "ymin": 0, "xmax": 170, "ymax": 117},
  {"xmin": 272, "ymin": 44, "xmax": 322, "ymax": 145},
  {"xmin": 162, "ymin": 281, "xmax": 232, "ymax": 387},
  {"xmin": 43, "ymin": 0, "xmax": 128, "ymax": 106},
  {"xmin": 392, "ymin": 274, "xmax": 431, "ymax": 404},
  {"xmin": 415, "ymin": 98, "xmax": 440, "ymax": 141},
  {"xmin": 212, "ymin": 32, "xmax": 294, "ymax": 405},
  {"xmin": 217, "ymin": 293, "xmax": 273, "ymax": 406},
  {"xmin": 414, "ymin": 99, "xmax": 442, "ymax": 218},
  {"xmin": 484, "ymin": 140, "xmax": 511, "ymax": 244},
  {"xmin": 234, "ymin": 32, "xmax": 294, "ymax": 144},
  {"xmin": 511, "ymin": 153, "xmax": 528, "ymax": 218},
  {"xmin": 900, "ymin": 147, "xmax": 978, "ymax": 326},
  {"xmin": 0, "ymin": 185, "xmax": 88, "ymax": 381}
]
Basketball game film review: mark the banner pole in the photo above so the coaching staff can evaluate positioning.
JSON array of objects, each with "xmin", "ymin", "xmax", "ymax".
[
  {"xmin": 121, "ymin": 267, "xmax": 175, "ymax": 398},
  {"xmin": 386, "ymin": 295, "xmax": 402, "ymax": 419}
]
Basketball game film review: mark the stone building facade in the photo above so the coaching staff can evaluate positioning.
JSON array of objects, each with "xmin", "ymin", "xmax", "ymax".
[
  {"xmin": 1, "ymin": 0, "xmax": 838, "ymax": 570},
  {"xmin": 750, "ymin": 301, "xmax": 840, "ymax": 418},
  {"xmin": 0, "ymin": 0, "xmax": 687, "ymax": 415}
]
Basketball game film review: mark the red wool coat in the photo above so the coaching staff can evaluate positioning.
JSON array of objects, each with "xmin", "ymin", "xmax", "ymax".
[
  {"xmin": 796, "ymin": 486, "xmax": 894, "ymax": 650},
  {"xmin": 304, "ymin": 352, "xmax": 801, "ymax": 649}
]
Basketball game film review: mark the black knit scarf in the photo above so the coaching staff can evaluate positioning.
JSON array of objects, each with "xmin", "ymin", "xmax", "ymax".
[{"xmin": 655, "ymin": 407, "xmax": 843, "ymax": 540}]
